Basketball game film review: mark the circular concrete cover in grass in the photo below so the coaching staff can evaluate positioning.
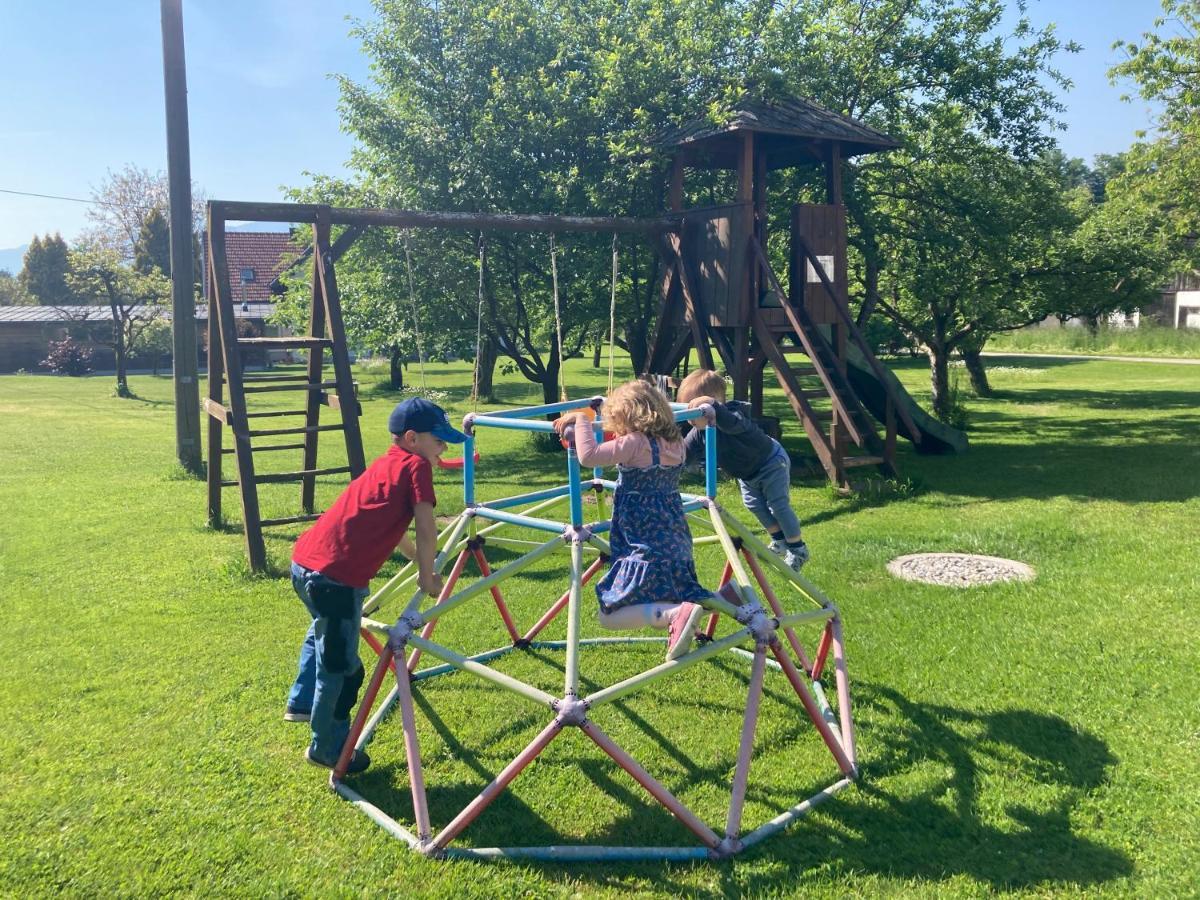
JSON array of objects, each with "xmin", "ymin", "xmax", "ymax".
[{"xmin": 887, "ymin": 553, "xmax": 1035, "ymax": 588}]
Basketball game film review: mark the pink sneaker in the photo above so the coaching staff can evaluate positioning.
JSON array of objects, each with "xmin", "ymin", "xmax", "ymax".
[{"xmin": 666, "ymin": 602, "xmax": 704, "ymax": 661}]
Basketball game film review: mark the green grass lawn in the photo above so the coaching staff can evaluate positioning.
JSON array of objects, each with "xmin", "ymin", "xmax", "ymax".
[{"xmin": 1, "ymin": 354, "xmax": 1198, "ymax": 896}]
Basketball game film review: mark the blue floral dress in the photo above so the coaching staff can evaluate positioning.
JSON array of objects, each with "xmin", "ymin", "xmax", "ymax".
[{"xmin": 597, "ymin": 438, "xmax": 711, "ymax": 611}]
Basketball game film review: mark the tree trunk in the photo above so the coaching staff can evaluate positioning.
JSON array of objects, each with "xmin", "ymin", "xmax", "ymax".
[
  {"xmin": 928, "ymin": 345, "xmax": 950, "ymax": 420},
  {"xmin": 961, "ymin": 348, "xmax": 992, "ymax": 396},
  {"xmin": 592, "ymin": 340, "xmax": 602, "ymax": 368},
  {"xmin": 389, "ymin": 345, "xmax": 405, "ymax": 390},
  {"xmin": 473, "ymin": 334, "xmax": 498, "ymax": 403},
  {"xmin": 113, "ymin": 311, "xmax": 130, "ymax": 397}
]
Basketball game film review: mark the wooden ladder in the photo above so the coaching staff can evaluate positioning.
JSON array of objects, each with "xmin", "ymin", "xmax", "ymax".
[
  {"xmin": 204, "ymin": 209, "xmax": 366, "ymax": 572},
  {"xmin": 748, "ymin": 238, "xmax": 901, "ymax": 484}
]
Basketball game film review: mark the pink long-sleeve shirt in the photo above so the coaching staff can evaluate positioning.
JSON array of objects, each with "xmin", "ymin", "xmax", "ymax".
[{"xmin": 573, "ymin": 425, "xmax": 686, "ymax": 469}]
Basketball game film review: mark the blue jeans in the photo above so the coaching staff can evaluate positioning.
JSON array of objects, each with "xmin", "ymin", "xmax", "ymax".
[
  {"xmin": 288, "ymin": 562, "xmax": 368, "ymax": 763},
  {"xmin": 738, "ymin": 442, "xmax": 802, "ymax": 540}
]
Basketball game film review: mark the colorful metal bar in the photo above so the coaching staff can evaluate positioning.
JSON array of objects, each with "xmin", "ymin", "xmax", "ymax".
[
  {"xmin": 528, "ymin": 636, "xmax": 665, "ymax": 649},
  {"xmin": 469, "ymin": 547, "xmax": 521, "ymax": 642},
  {"xmin": 480, "ymin": 483, "xmax": 574, "ymax": 511},
  {"xmin": 471, "ymin": 506, "xmax": 566, "ymax": 534},
  {"xmin": 521, "ymin": 556, "xmax": 605, "ymax": 643},
  {"xmin": 332, "ymin": 780, "xmax": 422, "ymax": 848},
  {"xmin": 407, "ymin": 547, "xmax": 470, "ymax": 672},
  {"xmin": 333, "ymin": 645, "xmax": 395, "ymax": 781},
  {"xmin": 718, "ymin": 507, "xmax": 831, "ymax": 608},
  {"xmin": 443, "ymin": 845, "xmax": 711, "ymax": 862},
  {"xmin": 707, "ymin": 504, "xmax": 754, "ymax": 591},
  {"xmin": 584, "ymin": 625, "xmax": 753, "ymax": 707},
  {"xmin": 430, "ymin": 719, "xmax": 563, "ymax": 851},
  {"xmin": 725, "ymin": 645, "xmax": 767, "ymax": 840},
  {"xmin": 486, "ymin": 397, "xmax": 597, "ymax": 419},
  {"xmin": 567, "ymin": 448, "xmax": 584, "ymax": 528},
  {"xmin": 831, "ymin": 614, "xmax": 856, "ymax": 768},
  {"xmin": 564, "ymin": 537, "xmax": 584, "ymax": 696},
  {"xmin": 407, "ymin": 634, "xmax": 557, "ymax": 707},
  {"xmin": 365, "ymin": 512, "xmax": 469, "ymax": 615},
  {"xmin": 356, "ymin": 682, "xmax": 400, "ymax": 749},
  {"xmin": 395, "ymin": 651, "xmax": 433, "ymax": 841},
  {"xmin": 705, "ymin": 422, "xmax": 718, "ymax": 499},
  {"xmin": 737, "ymin": 778, "xmax": 854, "ymax": 850},
  {"xmin": 468, "ymin": 414, "xmax": 557, "ymax": 433},
  {"xmin": 742, "ymin": 548, "xmax": 813, "ymax": 673},
  {"xmin": 770, "ymin": 640, "xmax": 855, "ymax": 776},
  {"xmin": 581, "ymin": 721, "xmax": 722, "ymax": 850},
  {"xmin": 409, "ymin": 643, "xmax": 516, "ymax": 683},
  {"xmin": 360, "ymin": 628, "xmax": 399, "ymax": 672},
  {"xmin": 419, "ymin": 536, "xmax": 560, "ymax": 620},
  {"xmin": 462, "ymin": 435, "xmax": 476, "ymax": 504},
  {"xmin": 812, "ymin": 622, "xmax": 833, "ymax": 681},
  {"xmin": 729, "ymin": 646, "xmax": 783, "ymax": 670}
]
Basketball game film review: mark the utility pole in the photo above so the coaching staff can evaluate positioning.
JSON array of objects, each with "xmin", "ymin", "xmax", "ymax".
[{"xmin": 160, "ymin": 0, "xmax": 202, "ymax": 474}]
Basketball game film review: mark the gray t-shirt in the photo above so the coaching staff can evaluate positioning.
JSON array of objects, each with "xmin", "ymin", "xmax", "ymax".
[{"xmin": 682, "ymin": 400, "xmax": 778, "ymax": 480}]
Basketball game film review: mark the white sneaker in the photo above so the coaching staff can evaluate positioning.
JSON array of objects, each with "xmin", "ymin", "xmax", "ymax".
[
  {"xmin": 785, "ymin": 543, "xmax": 810, "ymax": 571},
  {"xmin": 768, "ymin": 539, "xmax": 788, "ymax": 558}
]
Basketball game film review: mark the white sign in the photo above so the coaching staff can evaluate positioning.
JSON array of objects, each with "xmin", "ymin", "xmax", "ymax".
[{"xmin": 806, "ymin": 255, "xmax": 835, "ymax": 284}]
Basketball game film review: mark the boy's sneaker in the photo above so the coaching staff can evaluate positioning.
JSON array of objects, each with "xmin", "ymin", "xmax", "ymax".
[
  {"xmin": 665, "ymin": 602, "xmax": 704, "ymax": 661},
  {"xmin": 305, "ymin": 746, "xmax": 371, "ymax": 775},
  {"xmin": 785, "ymin": 543, "xmax": 810, "ymax": 572},
  {"xmin": 767, "ymin": 539, "xmax": 789, "ymax": 559},
  {"xmin": 283, "ymin": 705, "xmax": 311, "ymax": 723}
]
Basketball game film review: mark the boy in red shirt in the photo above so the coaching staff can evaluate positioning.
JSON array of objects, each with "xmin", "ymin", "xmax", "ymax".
[{"xmin": 286, "ymin": 397, "xmax": 465, "ymax": 773}]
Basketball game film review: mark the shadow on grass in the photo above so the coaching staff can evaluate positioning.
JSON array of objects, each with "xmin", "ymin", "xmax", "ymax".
[{"xmin": 341, "ymin": 666, "xmax": 1127, "ymax": 893}]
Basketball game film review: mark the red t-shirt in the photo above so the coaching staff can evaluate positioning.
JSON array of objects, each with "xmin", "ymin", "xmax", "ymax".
[{"xmin": 292, "ymin": 445, "xmax": 436, "ymax": 589}]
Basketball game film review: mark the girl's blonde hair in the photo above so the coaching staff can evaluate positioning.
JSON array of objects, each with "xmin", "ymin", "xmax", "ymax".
[
  {"xmin": 676, "ymin": 368, "xmax": 728, "ymax": 404},
  {"xmin": 603, "ymin": 380, "xmax": 680, "ymax": 442}
]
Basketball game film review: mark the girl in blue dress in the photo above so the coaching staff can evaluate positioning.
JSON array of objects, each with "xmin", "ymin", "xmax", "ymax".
[{"xmin": 554, "ymin": 380, "xmax": 710, "ymax": 659}]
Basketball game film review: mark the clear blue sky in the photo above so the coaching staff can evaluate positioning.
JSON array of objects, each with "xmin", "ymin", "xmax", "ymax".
[{"xmin": 0, "ymin": 0, "xmax": 1167, "ymax": 251}]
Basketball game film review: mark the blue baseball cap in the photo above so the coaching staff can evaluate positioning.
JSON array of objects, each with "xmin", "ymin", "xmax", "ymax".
[{"xmin": 388, "ymin": 397, "xmax": 467, "ymax": 443}]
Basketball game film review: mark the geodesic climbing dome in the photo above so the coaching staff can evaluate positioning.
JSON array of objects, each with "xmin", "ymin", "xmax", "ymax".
[{"xmin": 328, "ymin": 396, "xmax": 857, "ymax": 861}]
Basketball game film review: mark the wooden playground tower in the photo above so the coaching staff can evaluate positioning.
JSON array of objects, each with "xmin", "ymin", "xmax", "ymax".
[
  {"xmin": 646, "ymin": 96, "xmax": 920, "ymax": 484},
  {"xmin": 205, "ymin": 96, "xmax": 922, "ymax": 572}
]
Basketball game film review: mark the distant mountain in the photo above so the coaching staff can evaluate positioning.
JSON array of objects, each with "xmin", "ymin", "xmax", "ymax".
[{"xmin": 0, "ymin": 244, "xmax": 28, "ymax": 275}]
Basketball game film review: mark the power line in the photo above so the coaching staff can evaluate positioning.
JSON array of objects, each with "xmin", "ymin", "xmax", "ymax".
[{"xmin": 0, "ymin": 187, "xmax": 156, "ymax": 211}]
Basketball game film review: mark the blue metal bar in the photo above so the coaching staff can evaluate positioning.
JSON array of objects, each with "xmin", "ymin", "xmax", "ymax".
[
  {"xmin": 410, "ymin": 644, "xmax": 518, "ymax": 682},
  {"xmin": 673, "ymin": 407, "xmax": 705, "ymax": 424},
  {"xmin": 488, "ymin": 398, "xmax": 597, "ymax": 419},
  {"xmin": 480, "ymin": 483, "xmax": 574, "ymax": 511},
  {"xmin": 444, "ymin": 845, "xmax": 712, "ymax": 862},
  {"xmin": 469, "ymin": 414, "xmax": 558, "ymax": 433},
  {"xmin": 592, "ymin": 422, "xmax": 604, "ymax": 479},
  {"xmin": 567, "ymin": 448, "xmax": 584, "ymax": 527},
  {"xmin": 681, "ymin": 499, "xmax": 705, "ymax": 513},
  {"xmin": 463, "ymin": 435, "xmax": 476, "ymax": 505},
  {"xmin": 473, "ymin": 506, "xmax": 567, "ymax": 534},
  {"xmin": 705, "ymin": 423, "xmax": 718, "ymax": 498}
]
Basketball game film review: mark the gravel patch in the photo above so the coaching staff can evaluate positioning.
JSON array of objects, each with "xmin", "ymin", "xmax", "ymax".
[{"xmin": 887, "ymin": 553, "xmax": 1035, "ymax": 587}]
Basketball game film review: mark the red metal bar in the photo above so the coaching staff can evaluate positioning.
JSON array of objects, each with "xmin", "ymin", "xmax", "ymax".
[
  {"xmin": 812, "ymin": 621, "xmax": 833, "ymax": 680},
  {"xmin": 521, "ymin": 557, "xmax": 605, "ymax": 642},
  {"xmin": 394, "ymin": 652, "xmax": 432, "ymax": 841},
  {"xmin": 581, "ymin": 721, "xmax": 722, "ymax": 849},
  {"xmin": 471, "ymin": 547, "xmax": 520, "ymax": 642},
  {"xmin": 830, "ymin": 614, "xmax": 856, "ymax": 770},
  {"xmin": 725, "ymin": 645, "xmax": 767, "ymax": 839},
  {"xmin": 360, "ymin": 629, "xmax": 398, "ymax": 674},
  {"xmin": 430, "ymin": 719, "xmax": 564, "ymax": 851},
  {"xmin": 407, "ymin": 549, "xmax": 469, "ymax": 672},
  {"xmin": 705, "ymin": 561, "xmax": 733, "ymax": 639},
  {"xmin": 742, "ymin": 548, "xmax": 812, "ymax": 673},
  {"xmin": 332, "ymin": 645, "xmax": 394, "ymax": 781},
  {"xmin": 770, "ymin": 640, "xmax": 855, "ymax": 776}
]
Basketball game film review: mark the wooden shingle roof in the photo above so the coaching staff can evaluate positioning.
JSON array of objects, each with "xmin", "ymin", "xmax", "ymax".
[{"xmin": 659, "ymin": 95, "xmax": 899, "ymax": 169}]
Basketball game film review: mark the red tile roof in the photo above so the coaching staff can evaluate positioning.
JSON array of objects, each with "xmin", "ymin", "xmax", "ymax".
[{"xmin": 202, "ymin": 231, "xmax": 302, "ymax": 303}]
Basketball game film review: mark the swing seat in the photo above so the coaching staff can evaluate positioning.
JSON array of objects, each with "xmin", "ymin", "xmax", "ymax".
[{"xmin": 437, "ymin": 450, "xmax": 482, "ymax": 470}]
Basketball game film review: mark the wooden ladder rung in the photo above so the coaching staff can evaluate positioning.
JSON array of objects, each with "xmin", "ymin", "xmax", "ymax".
[
  {"xmin": 243, "ymin": 381, "xmax": 339, "ymax": 393},
  {"xmin": 221, "ymin": 442, "xmax": 307, "ymax": 454},
  {"xmin": 842, "ymin": 455, "xmax": 884, "ymax": 468},
  {"xmin": 243, "ymin": 409, "xmax": 308, "ymax": 418},
  {"xmin": 247, "ymin": 423, "xmax": 345, "ymax": 437},
  {"xmin": 254, "ymin": 466, "xmax": 353, "ymax": 485},
  {"xmin": 237, "ymin": 336, "xmax": 333, "ymax": 348},
  {"xmin": 241, "ymin": 374, "xmax": 313, "ymax": 383},
  {"xmin": 260, "ymin": 513, "xmax": 323, "ymax": 527}
]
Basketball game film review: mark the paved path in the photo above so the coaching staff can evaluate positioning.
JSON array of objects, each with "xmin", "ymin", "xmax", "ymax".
[{"xmin": 982, "ymin": 351, "xmax": 1200, "ymax": 366}]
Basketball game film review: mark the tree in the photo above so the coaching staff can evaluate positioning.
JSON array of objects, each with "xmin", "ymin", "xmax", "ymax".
[
  {"xmin": 66, "ymin": 247, "xmax": 171, "ymax": 397},
  {"xmin": 19, "ymin": 233, "xmax": 75, "ymax": 306},
  {"xmin": 1109, "ymin": 0, "xmax": 1200, "ymax": 268},
  {"xmin": 0, "ymin": 270, "xmax": 30, "ymax": 306},
  {"xmin": 85, "ymin": 164, "xmax": 206, "ymax": 267},
  {"xmin": 133, "ymin": 207, "xmax": 172, "ymax": 276}
]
